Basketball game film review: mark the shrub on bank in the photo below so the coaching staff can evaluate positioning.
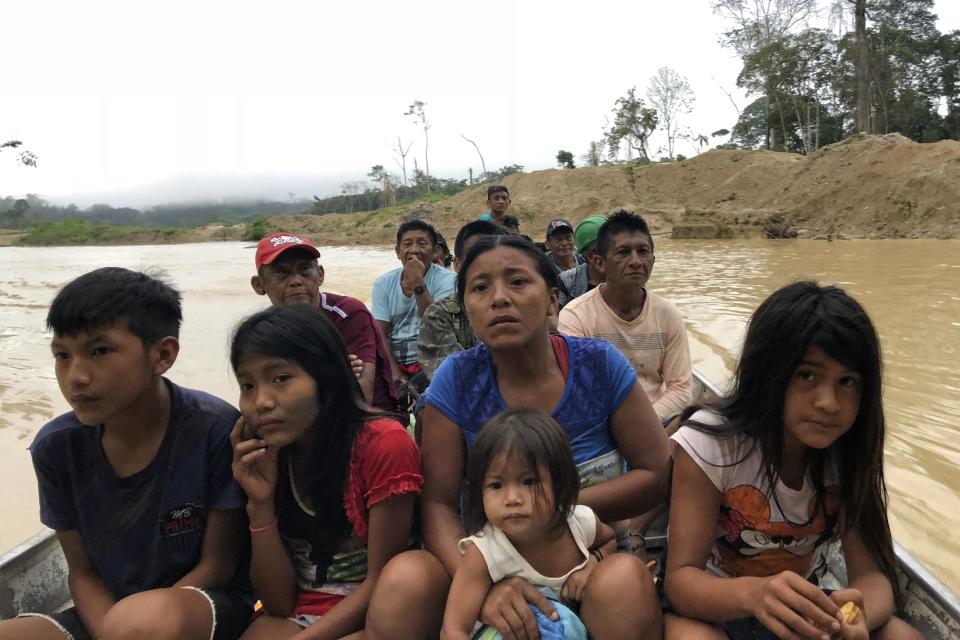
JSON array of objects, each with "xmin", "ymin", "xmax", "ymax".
[{"xmin": 15, "ymin": 220, "xmax": 187, "ymax": 246}]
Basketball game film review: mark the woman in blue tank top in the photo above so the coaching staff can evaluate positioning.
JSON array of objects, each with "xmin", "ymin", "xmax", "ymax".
[{"xmin": 363, "ymin": 236, "xmax": 669, "ymax": 640}]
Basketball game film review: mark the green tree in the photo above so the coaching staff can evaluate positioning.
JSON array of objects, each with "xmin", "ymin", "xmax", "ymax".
[
  {"xmin": 479, "ymin": 164, "xmax": 524, "ymax": 183},
  {"xmin": 3, "ymin": 199, "xmax": 30, "ymax": 228},
  {"xmin": 556, "ymin": 150, "xmax": 575, "ymax": 169},
  {"xmin": 244, "ymin": 215, "xmax": 270, "ymax": 241},
  {"xmin": 738, "ymin": 29, "xmax": 846, "ymax": 153},
  {"xmin": 605, "ymin": 87, "xmax": 659, "ymax": 161}
]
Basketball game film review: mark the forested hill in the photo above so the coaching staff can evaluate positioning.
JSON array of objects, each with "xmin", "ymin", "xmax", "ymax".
[{"xmin": 0, "ymin": 196, "xmax": 308, "ymax": 230}]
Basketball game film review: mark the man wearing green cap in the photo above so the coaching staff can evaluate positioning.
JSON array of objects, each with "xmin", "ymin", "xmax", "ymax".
[{"xmin": 559, "ymin": 214, "xmax": 607, "ymax": 304}]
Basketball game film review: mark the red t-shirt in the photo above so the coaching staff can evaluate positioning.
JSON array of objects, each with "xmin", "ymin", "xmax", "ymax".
[
  {"xmin": 279, "ymin": 418, "xmax": 422, "ymax": 598},
  {"xmin": 550, "ymin": 333, "xmax": 570, "ymax": 379},
  {"xmin": 319, "ymin": 292, "xmax": 397, "ymax": 410}
]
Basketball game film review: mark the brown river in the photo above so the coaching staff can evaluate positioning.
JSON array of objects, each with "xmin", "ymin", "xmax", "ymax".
[{"xmin": 1, "ymin": 240, "xmax": 957, "ymax": 593}]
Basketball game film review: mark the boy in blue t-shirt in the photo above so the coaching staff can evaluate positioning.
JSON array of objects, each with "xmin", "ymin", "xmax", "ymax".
[{"xmin": 0, "ymin": 268, "xmax": 250, "ymax": 640}]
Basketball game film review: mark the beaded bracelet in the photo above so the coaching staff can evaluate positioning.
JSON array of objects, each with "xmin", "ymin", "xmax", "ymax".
[{"xmin": 249, "ymin": 518, "xmax": 278, "ymax": 534}]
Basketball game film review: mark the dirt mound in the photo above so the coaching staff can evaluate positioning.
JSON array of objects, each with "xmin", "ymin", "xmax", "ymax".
[{"xmin": 271, "ymin": 134, "xmax": 960, "ymax": 244}]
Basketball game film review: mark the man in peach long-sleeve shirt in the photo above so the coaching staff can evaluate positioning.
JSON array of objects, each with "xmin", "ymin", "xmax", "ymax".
[{"xmin": 559, "ymin": 210, "xmax": 692, "ymax": 422}]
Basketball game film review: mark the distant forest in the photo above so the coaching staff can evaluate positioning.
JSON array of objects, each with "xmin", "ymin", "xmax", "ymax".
[
  {"xmin": 0, "ymin": 165, "xmax": 523, "ymax": 230},
  {"xmin": 0, "ymin": 194, "xmax": 310, "ymax": 230}
]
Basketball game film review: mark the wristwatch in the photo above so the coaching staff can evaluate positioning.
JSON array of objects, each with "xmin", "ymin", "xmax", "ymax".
[{"xmin": 413, "ymin": 284, "xmax": 426, "ymax": 296}]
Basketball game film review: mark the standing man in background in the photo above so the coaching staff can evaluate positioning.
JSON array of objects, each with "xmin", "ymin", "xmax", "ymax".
[{"xmin": 478, "ymin": 185, "xmax": 511, "ymax": 225}]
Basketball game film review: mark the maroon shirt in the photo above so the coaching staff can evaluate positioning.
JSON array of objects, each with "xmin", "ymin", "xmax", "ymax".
[{"xmin": 319, "ymin": 291, "xmax": 397, "ymax": 411}]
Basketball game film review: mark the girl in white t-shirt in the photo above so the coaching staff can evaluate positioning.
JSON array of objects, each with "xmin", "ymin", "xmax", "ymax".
[
  {"xmin": 665, "ymin": 281, "xmax": 920, "ymax": 640},
  {"xmin": 441, "ymin": 409, "xmax": 617, "ymax": 640}
]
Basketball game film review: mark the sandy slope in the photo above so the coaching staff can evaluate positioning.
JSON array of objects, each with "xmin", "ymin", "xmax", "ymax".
[{"xmin": 272, "ymin": 133, "xmax": 960, "ymax": 245}]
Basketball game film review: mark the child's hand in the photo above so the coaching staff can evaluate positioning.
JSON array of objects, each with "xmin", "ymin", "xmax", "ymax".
[
  {"xmin": 827, "ymin": 590, "xmax": 868, "ymax": 640},
  {"xmin": 748, "ymin": 570, "xmax": 841, "ymax": 639},
  {"xmin": 229, "ymin": 416, "xmax": 279, "ymax": 505},
  {"xmin": 560, "ymin": 555, "xmax": 596, "ymax": 604}
]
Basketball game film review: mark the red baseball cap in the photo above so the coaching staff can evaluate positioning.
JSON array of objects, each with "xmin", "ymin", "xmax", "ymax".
[{"xmin": 255, "ymin": 233, "xmax": 321, "ymax": 269}]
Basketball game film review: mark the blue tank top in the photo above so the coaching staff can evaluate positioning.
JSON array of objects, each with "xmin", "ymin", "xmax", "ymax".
[{"xmin": 423, "ymin": 335, "xmax": 636, "ymax": 466}]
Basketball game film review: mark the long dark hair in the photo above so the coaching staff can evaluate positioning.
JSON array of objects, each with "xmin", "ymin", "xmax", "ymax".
[
  {"xmin": 230, "ymin": 305, "xmax": 382, "ymax": 558},
  {"xmin": 455, "ymin": 234, "xmax": 565, "ymax": 313},
  {"xmin": 465, "ymin": 409, "xmax": 580, "ymax": 536},
  {"xmin": 683, "ymin": 281, "xmax": 899, "ymax": 605}
]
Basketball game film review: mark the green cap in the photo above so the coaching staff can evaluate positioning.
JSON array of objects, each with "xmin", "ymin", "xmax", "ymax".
[{"xmin": 574, "ymin": 215, "xmax": 607, "ymax": 253}]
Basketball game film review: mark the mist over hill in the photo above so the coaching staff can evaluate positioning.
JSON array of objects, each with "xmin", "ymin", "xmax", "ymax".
[{"xmin": 44, "ymin": 171, "xmax": 353, "ymax": 209}]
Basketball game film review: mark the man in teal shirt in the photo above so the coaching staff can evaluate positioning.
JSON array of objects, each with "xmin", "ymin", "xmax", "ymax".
[
  {"xmin": 371, "ymin": 220, "xmax": 456, "ymax": 394},
  {"xmin": 478, "ymin": 185, "xmax": 511, "ymax": 225}
]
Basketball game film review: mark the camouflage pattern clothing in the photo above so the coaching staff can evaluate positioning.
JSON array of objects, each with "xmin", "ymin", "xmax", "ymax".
[{"xmin": 417, "ymin": 294, "xmax": 476, "ymax": 381}]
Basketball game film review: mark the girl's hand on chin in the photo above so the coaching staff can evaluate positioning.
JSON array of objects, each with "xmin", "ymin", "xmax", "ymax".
[
  {"xmin": 748, "ymin": 570, "xmax": 841, "ymax": 640},
  {"xmin": 229, "ymin": 416, "xmax": 279, "ymax": 504}
]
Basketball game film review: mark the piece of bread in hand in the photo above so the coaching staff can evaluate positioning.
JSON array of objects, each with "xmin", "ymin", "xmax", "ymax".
[{"xmin": 839, "ymin": 601, "xmax": 861, "ymax": 625}]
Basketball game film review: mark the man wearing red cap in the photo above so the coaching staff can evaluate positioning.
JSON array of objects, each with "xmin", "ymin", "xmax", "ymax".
[{"xmin": 250, "ymin": 232, "xmax": 397, "ymax": 410}]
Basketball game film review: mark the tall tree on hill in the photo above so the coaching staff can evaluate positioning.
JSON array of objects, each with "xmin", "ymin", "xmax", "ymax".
[
  {"xmin": 864, "ymin": 0, "xmax": 947, "ymax": 140},
  {"xmin": 713, "ymin": 0, "xmax": 817, "ymax": 148},
  {"xmin": 461, "ymin": 134, "xmax": 487, "ymax": 176},
  {"xmin": 392, "ymin": 137, "xmax": 413, "ymax": 187},
  {"xmin": 738, "ymin": 29, "xmax": 843, "ymax": 153},
  {"xmin": 693, "ymin": 133, "xmax": 710, "ymax": 154},
  {"xmin": 941, "ymin": 30, "xmax": 960, "ymax": 139},
  {"xmin": 647, "ymin": 67, "xmax": 695, "ymax": 159},
  {"xmin": 605, "ymin": 87, "xmax": 659, "ymax": 162},
  {"xmin": 368, "ymin": 165, "xmax": 396, "ymax": 206},
  {"xmin": 582, "ymin": 140, "xmax": 605, "ymax": 166},
  {"xmin": 405, "ymin": 101, "xmax": 431, "ymax": 192},
  {"xmin": 854, "ymin": 0, "xmax": 870, "ymax": 132}
]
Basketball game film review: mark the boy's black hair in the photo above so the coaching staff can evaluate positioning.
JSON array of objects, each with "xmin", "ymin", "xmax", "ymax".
[
  {"xmin": 487, "ymin": 185, "xmax": 509, "ymax": 199},
  {"xmin": 453, "ymin": 219, "xmax": 506, "ymax": 258},
  {"xmin": 47, "ymin": 267, "xmax": 182, "ymax": 343},
  {"xmin": 501, "ymin": 215, "xmax": 520, "ymax": 228},
  {"xmin": 681, "ymin": 280, "xmax": 900, "ymax": 608},
  {"xmin": 465, "ymin": 409, "xmax": 579, "ymax": 535},
  {"xmin": 595, "ymin": 209, "xmax": 654, "ymax": 256},
  {"xmin": 396, "ymin": 219, "xmax": 439, "ymax": 247}
]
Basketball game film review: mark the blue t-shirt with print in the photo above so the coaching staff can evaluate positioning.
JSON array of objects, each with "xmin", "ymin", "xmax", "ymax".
[
  {"xmin": 423, "ymin": 335, "xmax": 636, "ymax": 466},
  {"xmin": 371, "ymin": 264, "xmax": 456, "ymax": 365},
  {"xmin": 30, "ymin": 379, "xmax": 248, "ymax": 600}
]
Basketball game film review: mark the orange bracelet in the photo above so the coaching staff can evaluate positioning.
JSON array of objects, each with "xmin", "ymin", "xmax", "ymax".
[{"xmin": 249, "ymin": 518, "xmax": 278, "ymax": 534}]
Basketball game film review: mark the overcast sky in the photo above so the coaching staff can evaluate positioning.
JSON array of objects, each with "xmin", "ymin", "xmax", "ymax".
[{"xmin": 2, "ymin": 0, "xmax": 959, "ymax": 208}]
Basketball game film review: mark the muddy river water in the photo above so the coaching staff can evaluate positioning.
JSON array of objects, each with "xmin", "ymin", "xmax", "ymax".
[{"xmin": 1, "ymin": 239, "xmax": 957, "ymax": 592}]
